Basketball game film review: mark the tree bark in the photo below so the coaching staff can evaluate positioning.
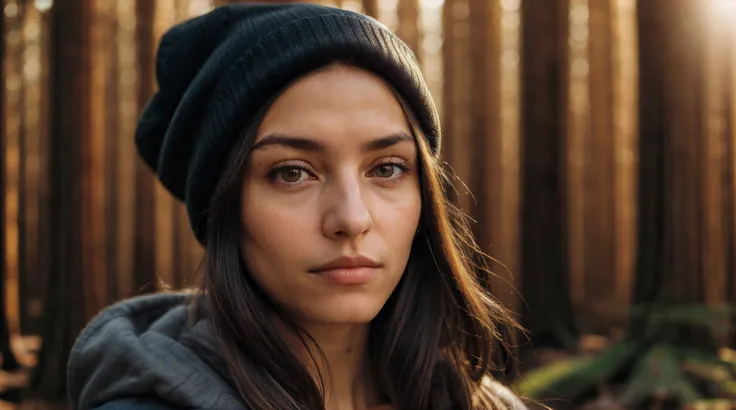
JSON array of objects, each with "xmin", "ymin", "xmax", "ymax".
[
  {"xmin": 468, "ymin": 0, "xmax": 522, "ymax": 378},
  {"xmin": 17, "ymin": 4, "xmax": 50, "ymax": 336},
  {"xmin": 583, "ymin": 0, "xmax": 619, "ymax": 331},
  {"xmin": 101, "ymin": 1, "xmax": 121, "ymax": 299},
  {"xmin": 730, "ymin": 11, "xmax": 736, "ymax": 319},
  {"xmin": 133, "ymin": 0, "xmax": 158, "ymax": 294},
  {"xmin": 469, "ymin": 0, "xmax": 500, "ymax": 245},
  {"xmin": 442, "ymin": 0, "xmax": 472, "ymax": 211},
  {"xmin": 396, "ymin": 0, "xmax": 420, "ymax": 63},
  {"xmin": 519, "ymin": 0, "xmax": 578, "ymax": 350},
  {"xmin": 0, "ymin": 0, "xmax": 20, "ymax": 373},
  {"xmin": 609, "ymin": 0, "xmax": 638, "ymax": 327},
  {"xmin": 27, "ymin": 0, "xmax": 99, "ymax": 401},
  {"xmin": 629, "ymin": 0, "xmax": 735, "ymax": 350},
  {"xmin": 112, "ymin": 0, "xmax": 137, "ymax": 300}
]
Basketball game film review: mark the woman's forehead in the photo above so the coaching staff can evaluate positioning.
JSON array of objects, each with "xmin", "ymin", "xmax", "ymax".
[{"xmin": 253, "ymin": 65, "xmax": 413, "ymax": 148}]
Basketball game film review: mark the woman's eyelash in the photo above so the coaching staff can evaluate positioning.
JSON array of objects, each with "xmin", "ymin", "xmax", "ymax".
[
  {"xmin": 368, "ymin": 158, "xmax": 412, "ymax": 179},
  {"xmin": 376, "ymin": 158, "xmax": 410, "ymax": 170},
  {"xmin": 266, "ymin": 157, "xmax": 412, "ymax": 186},
  {"xmin": 266, "ymin": 162, "xmax": 315, "ymax": 185}
]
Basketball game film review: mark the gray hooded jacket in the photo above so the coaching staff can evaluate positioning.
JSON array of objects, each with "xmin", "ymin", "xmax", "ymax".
[
  {"xmin": 67, "ymin": 292, "xmax": 243, "ymax": 409},
  {"xmin": 67, "ymin": 292, "xmax": 527, "ymax": 410}
]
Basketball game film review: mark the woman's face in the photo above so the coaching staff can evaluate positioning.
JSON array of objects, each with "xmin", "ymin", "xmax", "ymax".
[{"xmin": 240, "ymin": 65, "xmax": 422, "ymax": 325}]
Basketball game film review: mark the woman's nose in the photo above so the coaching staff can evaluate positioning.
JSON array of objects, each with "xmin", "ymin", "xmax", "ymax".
[{"xmin": 321, "ymin": 179, "xmax": 374, "ymax": 240}]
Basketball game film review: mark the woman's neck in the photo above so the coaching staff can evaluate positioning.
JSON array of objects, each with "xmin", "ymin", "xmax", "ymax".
[{"xmin": 278, "ymin": 321, "xmax": 384, "ymax": 410}]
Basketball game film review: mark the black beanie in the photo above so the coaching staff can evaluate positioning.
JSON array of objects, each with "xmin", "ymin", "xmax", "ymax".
[{"xmin": 135, "ymin": 3, "xmax": 441, "ymax": 245}]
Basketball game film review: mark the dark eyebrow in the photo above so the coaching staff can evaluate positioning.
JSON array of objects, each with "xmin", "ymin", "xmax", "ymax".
[
  {"xmin": 250, "ymin": 132, "xmax": 415, "ymax": 153},
  {"xmin": 361, "ymin": 132, "xmax": 414, "ymax": 152},
  {"xmin": 250, "ymin": 134, "xmax": 325, "ymax": 152}
]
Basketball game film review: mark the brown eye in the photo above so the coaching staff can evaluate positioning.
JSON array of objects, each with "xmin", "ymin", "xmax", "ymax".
[
  {"xmin": 279, "ymin": 167, "xmax": 305, "ymax": 183},
  {"xmin": 373, "ymin": 164, "xmax": 396, "ymax": 178}
]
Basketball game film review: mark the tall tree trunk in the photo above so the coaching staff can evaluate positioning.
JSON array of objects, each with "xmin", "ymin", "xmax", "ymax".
[
  {"xmin": 609, "ymin": 0, "xmax": 638, "ymax": 328},
  {"xmin": 133, "ymin": 0, "xmax": 158, "ymax": 294},
  {"xmin": 442, "ymin": 0, "xmax": 471, "ymax": 211},
  {"xmin": 468, "ymin": 0, "xmax": 521, "ymax": 379},
  {"xmin": 469, "ymin": 0, "xmax": 500, "ymax": 246},
  {"xmin": 699, "ymin": 0, "xmax": 731, "ymax": 316},
  {"xmin": 16, "ymin": 3, "xmax": 28, "ymax": 341},
  {"xmin": 519, "ymin": 0, "xmax": 577, "ymax": 350},
  {"xmin": 100, "ymin": 1, "xmax": 121, "ymax": 299},
  {"xmin": 627, "ymin": 0, "xmax": 665, "ymax": 325},
  {"xmin": 113, "ymin": 0, "xmax": 138, "ymax": 299},
  {"xmin": 27, "ymin": 0, "xmax": 100, "ymax": 401},
  {"xmin": 729, "ymin": 12, "xmax": 736, "ymax": 346},
  {"xmin": 0, "ymin": 0, "xmax": 20, "ymax": 373},
  {"xmin": 396, "ymin": 0, "xmax": 420, "ymax": 63},
  {"xmin": 584, "ymin": 0, "xmax": 618, "ymax": 332},
  {"xmin": 18, "ymin": 4, "xmax": 50, "ymax": 336},
  {"xmin": 611, "ymin": 1, "xmax": 736, "ymax": 404},
  {"xmin": 564, "ymin": 0, "xmax": 589, "ymax": 326},
  {"xmin": 161, "ymin": 1, "xmax": 207, "ymax": 291},
  {"xmin": 629, "ymin": 0, "xmax": 733, "ymax": 345}
]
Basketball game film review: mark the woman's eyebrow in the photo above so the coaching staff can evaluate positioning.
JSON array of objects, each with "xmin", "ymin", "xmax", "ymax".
[
  {"xmin": 361, "ymin": 132, "xmax": 414, "ymax": 152},
  {"xmin": 250, "ymin": 132, "xmax": 415, "ymax": 153},
  {"xmin": 250, "ymin": 134, "xmax": 324, "ymax": 152}
]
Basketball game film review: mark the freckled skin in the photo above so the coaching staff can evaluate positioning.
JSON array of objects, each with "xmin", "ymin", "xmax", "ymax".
[{"xmin": 240, "ymin": 65, "xmax": 422, "ymax": 325}]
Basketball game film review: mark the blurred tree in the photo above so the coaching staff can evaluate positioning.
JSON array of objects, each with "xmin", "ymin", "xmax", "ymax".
[
  {"xmin": 19, "ymin": 4, "xmax": 51, "ymax": 338},
  {"xmin": 26, "ymin": 0, "xmax": 101, "ymax": 403},
  {"xmin": 0, "ymin": 0, "xmax": 21, "ymax": 375},
  {"xmin": 396, "ymin": 0, "xmax": 420, "ymax": 61},
  {"xmin": 441, "ymin": 0, "xmax": 472, "ymax": 214},
  {"xmin": 133, "ymin": 0, "xmax": 159, "ymax": 294},
  {"xmin": 467, "ymin": 0, "xmax": 522, "ymax": 380},
  {"xmin": 518, "ymin": 0, "xmax": 736, "ymax": 406},
  {"xmin": 519, "ymin": 0, "xmax": 578, "ymax": 351},
  {"xmin": 584, "ymin": 0, "xmax": 619, "ymax": 332},
  {"xmin": 728, "ymin": 15, "xmax": 736, "ymax": 349},
  {"xmin": 614, "ymin": 2, "xmax": 736, "ymax": 405},
  {"xmin": 627, "ymin": 0, "xmax": 734, "ymax": 349}
]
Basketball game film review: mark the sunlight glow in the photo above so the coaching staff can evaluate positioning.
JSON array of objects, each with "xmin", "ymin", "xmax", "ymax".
[
  {"xmin": 420, "ymin": 0, "xmax": 443, "ymax": 10},
  {"xmin": 711, "ymin": 0, "xmax": 736, "ymax": 25},
  {"xmin": 34, "ymin": 0, "xmax": 52, "ymax": 12}
]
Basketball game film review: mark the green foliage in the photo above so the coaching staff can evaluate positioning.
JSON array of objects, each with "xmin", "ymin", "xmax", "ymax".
[
  {"xmin": 721, "ymin": 381, "xmax": 736, "ymax": 397},
  {"xmin": 517, "ymin": 304, "xmax": 736, "ymax": 407},
  {"xmin": 514, "ymin": 341, "xmax": 638, "ymax": 399},
  {"xmin": 518, "ymin": 342, "xmax": 736, "ymax": 406},
  {"xmin": 513, "ymin": 357, "xmax": 591, "ymax": 397},
  {"xmin": 619, "ymin": 344, "xmax": 702, "ymax": 405}
]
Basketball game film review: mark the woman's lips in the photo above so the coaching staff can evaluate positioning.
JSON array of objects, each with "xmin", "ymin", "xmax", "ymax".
[
  {"xmin": 310, "ymin": 267, "xmax": 379, "ymax": 285},
  {"xmin": 309, "ymin": 255, "xmax": 382, "ymax": 285}
]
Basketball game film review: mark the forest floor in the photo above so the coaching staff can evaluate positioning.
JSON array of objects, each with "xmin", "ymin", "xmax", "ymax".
[
  {"xmin": 514, "ymin": 333, "xmax": 736, "ymax": 410},
  {"xmin": 515, "ymin": 334, "xmax": 629, "ymax": 410}
]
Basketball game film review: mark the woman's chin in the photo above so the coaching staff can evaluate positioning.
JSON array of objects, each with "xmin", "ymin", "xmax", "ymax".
[{"xmin": 295, "ymin": 296, "xmax": 388, "ymax": 325}]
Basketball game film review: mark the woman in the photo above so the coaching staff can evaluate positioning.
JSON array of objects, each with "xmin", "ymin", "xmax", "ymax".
[{"xmin": 67, "ymin": 3, "xmax": 527, "ymax": 410}]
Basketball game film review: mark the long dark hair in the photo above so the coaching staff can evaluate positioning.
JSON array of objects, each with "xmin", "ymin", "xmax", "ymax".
[{"xmin": 198, "ymin": 63, "xmax": 521, "ymax": 410}]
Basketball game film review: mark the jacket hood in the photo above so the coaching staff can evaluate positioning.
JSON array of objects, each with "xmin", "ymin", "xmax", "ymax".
[
  {"xmin": 67, "ymin": 292, "xmax": 527, "ymax": 410},
  {"xmin": 67, "ymin": 292, "xmax": 243, "ymax": 410}
]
